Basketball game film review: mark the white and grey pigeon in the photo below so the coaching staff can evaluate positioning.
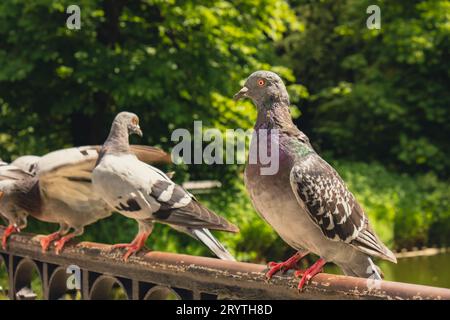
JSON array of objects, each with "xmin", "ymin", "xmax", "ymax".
[
  {"xmin": 0, "ymin": 145, "xmax": 169, "ymax": 253},
  {"xmin": 92, "ymin": 112, "xmax": 239, "ymax": 261},
  {"xmin": 234, "ymin": 71, "xmax": 396, "ymax": 290}
]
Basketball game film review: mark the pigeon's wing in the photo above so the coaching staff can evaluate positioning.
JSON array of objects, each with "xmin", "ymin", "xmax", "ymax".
[
  {"xmin": 146, "ymin": 167, "xmax": 238, "ymax": 232},
  {"xmin": 290, "ymin": 153, "xmax": 396, "ymax": 263},
  {"xmin": 103, "ymin": 157, "xmax": 238, "ymax": 233},
  {"xmin": 36, "ymin": 146, "xmax": 104, "ymax": 210},
  {"xmin": 36, "ymin": 145, "xmax": 171, "ymax": 210},
  {"xmin": 127, "ymin": 145, "xmax": 172, "ymax": 164}
]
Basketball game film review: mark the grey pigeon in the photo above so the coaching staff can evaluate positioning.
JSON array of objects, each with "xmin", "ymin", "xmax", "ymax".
[
  {"xmin": 0, "ymin": 145, "xmax": 169, "ymax": 252},
  {"xmin": 234, "ymin": 71, "xmax": 396, "ymax": 289},
  {"xmin": 92, "ymin": 112, "xmax": 239, "ymax": 261}
]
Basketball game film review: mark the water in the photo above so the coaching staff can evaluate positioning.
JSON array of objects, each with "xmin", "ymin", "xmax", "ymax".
[{"xmin": 325, "ymin": 252, "xmax": 450, "ymax": 288}]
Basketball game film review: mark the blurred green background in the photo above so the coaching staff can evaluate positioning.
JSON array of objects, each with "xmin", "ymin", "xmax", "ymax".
[{"xmin": 0, "ymin": 0, "xmax": 449, "ymax": 285}]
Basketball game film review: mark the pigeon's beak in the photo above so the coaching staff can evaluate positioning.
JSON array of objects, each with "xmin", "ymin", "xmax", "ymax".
[
  {"xmin": 233, "ymin": 86, "xmax": 249, "ymax": 101},
  {"xmin": 135, "ymin": 126, "xmax": 143, "ymax": 137}
]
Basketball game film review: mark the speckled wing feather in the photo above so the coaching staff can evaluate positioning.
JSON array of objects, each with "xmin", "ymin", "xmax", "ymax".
[{"xmin": 290, "ymin": 152, "xmax": 396, "ymax": 262}]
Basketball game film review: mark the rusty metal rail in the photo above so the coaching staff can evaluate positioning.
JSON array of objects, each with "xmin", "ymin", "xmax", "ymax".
[{"xmin": 0, "ymin": 227, "xmax": 449, "ymax": 300}]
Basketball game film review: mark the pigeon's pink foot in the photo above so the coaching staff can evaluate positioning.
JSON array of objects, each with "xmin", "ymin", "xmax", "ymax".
[
  {"xmin": 111, "ymin": 232, "xmax": 150, "ymax": 261},
  {"xmin": 295, "ymin": 258, "xmax": 326, "ymax": 291},
  {"xmin": 40, "ymin": 232, "xmax": 62, "ymax": 252},
  {"xmin": 2, "ymin": 224, "xmax": 19, "ymax": 250},
  {"xmin": 54, "ymin": 234, "xmax": 77, "ymax": 255},
  {"xmin": 266, "ymin": 251, "xmax": 310, "ymax": 279}
]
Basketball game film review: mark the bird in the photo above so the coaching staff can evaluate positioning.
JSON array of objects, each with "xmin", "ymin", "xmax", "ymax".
[
  {"xmin": 0, "ymin": 145, "xmax": 169, "ymax": 253},
  {"xmin": 92, "ymin": 112, "xmax": 239, "ymax": 261},
  {"xmin": 0, "ymin": 157, "xmax": 38, "ymax": 246},
  {"xmin": 234, "ymin": 70, "xmax": 397, "ymax": 290}
]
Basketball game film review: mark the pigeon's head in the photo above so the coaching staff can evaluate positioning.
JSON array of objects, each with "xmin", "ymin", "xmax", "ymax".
[
  {"xmin": 234, "ymin": 71, "xmax": 289, "ymax": 107},
  {"xmin": 0, "ymin": 181, "xmax": 27, "ymax": 230},
  {"xmin": 114, "ymin": 112, "xmax": 143, "ymax": 137}
]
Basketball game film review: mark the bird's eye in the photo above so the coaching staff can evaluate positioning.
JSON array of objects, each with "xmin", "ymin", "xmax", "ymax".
[
  {"xmin": 257, "ymin": 79, "xmax": 265, "ymax": 87},
  {"xmin": 132, "ymin": 117, "xmax": 138, "ymax": 125}
]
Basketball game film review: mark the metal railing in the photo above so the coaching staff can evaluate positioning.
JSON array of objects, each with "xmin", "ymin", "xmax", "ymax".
[{"xmin": 0, "ymin": 226, "xmax": 449, "ymax": 300}]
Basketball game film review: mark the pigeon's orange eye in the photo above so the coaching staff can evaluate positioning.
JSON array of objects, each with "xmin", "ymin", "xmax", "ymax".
[
  {"xmin": 258, "ymin": 79, "xmax": 265, "ymax": 87},
  {"xmin": 132, "ymin": 117, "xmax": 138, "ymax": 125}
]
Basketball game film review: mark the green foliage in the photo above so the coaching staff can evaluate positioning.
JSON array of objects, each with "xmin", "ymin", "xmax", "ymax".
[
  {"xmin": 0, "ymin": 0, "xmax": 448, "ymax": 263},
  {"xmin": 282, "ymin": 0, "xmax": 450, "ymax": 177},
  {"xmin": 0, "ymin": 0, "xmax": 297, "ymax": 160},
  {"xmin": 0, "ymin": 0, "xmax": 298, "ymax": 260}
]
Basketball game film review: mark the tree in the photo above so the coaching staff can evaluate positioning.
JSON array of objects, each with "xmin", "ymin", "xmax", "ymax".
[
  {"xmin": 282, "ymin": 0, "xmax": 450, "ymax": 177},
  {"xmin": 0, "ymin": 0, "xmax": 297, "ymax": 257}
]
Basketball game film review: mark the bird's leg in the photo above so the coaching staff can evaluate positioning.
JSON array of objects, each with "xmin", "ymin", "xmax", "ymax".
[
  {"xmin": 2, "ymin": 224, "xmax": 20, "ymax": 250},
  {"xmin": 54, "ymin": 227, "xmax": 84, "ymax": 255},
  {"xmin": 40, "ymin": 223, "xmax": 70, "ymax": 252},
  {"xmin": 111, "ymin": 231, "xmax": 151, "ymax": 261},
  {"xmin": 266, "ymin": 250, "xmax": 310, "ymax": 279},
  {"xmin": 295, "ymin": 258, "xmax": 326, "ymax": 291},
  {"xmin": 111, "ymin": 220, "xmax": 153, "ymax": 261}
]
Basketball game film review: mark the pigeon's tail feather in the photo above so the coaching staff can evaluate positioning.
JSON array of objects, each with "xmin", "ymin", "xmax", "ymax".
[{"xmin": 191, "ymin": 228, "xmax": 236, "ymax": 261}]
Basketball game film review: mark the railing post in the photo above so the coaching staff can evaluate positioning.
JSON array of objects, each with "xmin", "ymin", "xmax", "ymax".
[
  {"xmin": 82, "ymin": 269, "xmax": 89, "ymax": 300},
  {"xmin": 42, "ymin": 262, "xmax": 49, "ymax": 300},
  {"xmin": 132, "ymin": 279, "xmax": 139, "ymax": 300},
  {"xmin": 8, "ymin": 254, "xmax": 14, "ymax": 300}
]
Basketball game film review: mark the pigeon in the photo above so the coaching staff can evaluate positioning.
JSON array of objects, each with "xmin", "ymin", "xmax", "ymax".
[
  {"xmin": 0, "ymin": 145, "xmax": 170, "ymax": 253},
  {"xmin": 92, "ymin": 112, "xmax": 239, "ymax": 261},
  {"xmin": 0, "ymin": 156, "xmax": 39, "ymax": 246},
  {"xmin": 234, "ymin": 71, "xmax": 396, "ymax": 290}
]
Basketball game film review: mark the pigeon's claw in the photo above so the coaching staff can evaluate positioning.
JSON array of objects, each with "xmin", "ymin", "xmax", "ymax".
[
  {"xmin": 40, "ymin": 232, "xmax": 62, "ymax": 253},
  {"xmin": 295, "ymin": 258, "xmax": 326, "ymax": 291},
  {"xmin": 2, "ymin": 224, "xmax": 19, "ymax": 250},
  {"xmin": 111, "ymin": 232, "xmax": 150, "ymax": 261},
  {"xmin": 266, "ymin": 251, "xmax": 309, "ymax": 279},
  {"xmin": 123, "ymin": 245, "xmax": 143, "ymax": 261},
  {"xmin": 54, "ymin": 234, "xmax": 76, "ymax": 255}
]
